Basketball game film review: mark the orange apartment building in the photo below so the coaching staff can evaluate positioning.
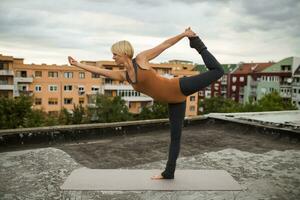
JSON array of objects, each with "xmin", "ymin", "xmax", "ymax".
[{"xmin": 0, "ymin": 54, "xmax": 199, "ymax": 116}]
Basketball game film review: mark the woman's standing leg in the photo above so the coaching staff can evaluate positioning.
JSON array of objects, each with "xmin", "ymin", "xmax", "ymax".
[
  {"xmin": 179, "ymin": 36, "xmax": 225, "ymax": 96},
  {"xmin": 161, "ymin": 101, "xmax": 186, "ymax": 179}
]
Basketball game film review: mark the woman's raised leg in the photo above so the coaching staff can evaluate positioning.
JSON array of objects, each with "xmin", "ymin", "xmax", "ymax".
[{"xmin": 179, "ymin": 37, "xmax": 225, "ymax": 96}]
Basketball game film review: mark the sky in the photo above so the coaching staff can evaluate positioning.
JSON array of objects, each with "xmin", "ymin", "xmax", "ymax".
[{"xmin": 0, "ymin": 0, "xmax": 299, "ymax": 65}]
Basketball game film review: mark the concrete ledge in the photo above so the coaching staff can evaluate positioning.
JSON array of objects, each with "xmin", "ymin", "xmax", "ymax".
[
  {"xmin": 0, "ymin": 116, "xmax": 207, "ymax": 147},
  {"xmin": 207, "ymin": 110, "xmax": 300, "ymax": 134}
]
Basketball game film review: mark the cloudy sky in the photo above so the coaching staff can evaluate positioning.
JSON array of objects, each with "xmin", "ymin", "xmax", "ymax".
[{"xmin": 0, "ymin": 0, "xmax": 299, "ymax": 65}]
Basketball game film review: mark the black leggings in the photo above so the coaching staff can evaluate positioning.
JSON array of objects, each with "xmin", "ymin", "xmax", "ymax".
[{"xmin": 161, "ymin": 45, "xmax": 224, "ymax": 179}]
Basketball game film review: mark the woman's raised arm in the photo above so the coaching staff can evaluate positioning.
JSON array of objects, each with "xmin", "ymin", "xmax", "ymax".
[
  {"xmin": 137, "ymin": 27, "xmax": 196, "ymax": 62},
  {"xmin": 68, "ymin": 56, "xmax": 126, "ymax": 81}
]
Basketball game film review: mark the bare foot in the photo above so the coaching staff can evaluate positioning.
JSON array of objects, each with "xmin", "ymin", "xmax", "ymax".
[{"xmin": 151, "ymin": 174, "xmax": 164, "ymax": 180}]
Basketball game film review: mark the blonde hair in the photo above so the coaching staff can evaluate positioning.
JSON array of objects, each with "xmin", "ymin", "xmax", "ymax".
[{"xmin": 111, "ymin": 40, "xmax": 134, "ymax": 58}]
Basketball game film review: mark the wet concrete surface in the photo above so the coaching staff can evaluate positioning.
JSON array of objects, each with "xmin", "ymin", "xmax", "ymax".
[
  {"xmin": 1, "ymin": 121, "xmax": 300, "ymax": 200},
  {"xmin": 56, "ymin": 122, "xmax": 300, "ymax": 169}
]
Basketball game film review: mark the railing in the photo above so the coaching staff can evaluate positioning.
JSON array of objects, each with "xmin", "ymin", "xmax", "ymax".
[
  {"xmin": 0, "ymin": 70, "xmax": 14, "ymax": 76},
  {"xmin": 15, "ymin": 90, "xmax": 34, "ymax": 97},
  {"xmin": 14, "ymin": 76, "xmax": 33, "ymax": 83},
  {"xmin": 0, "ymin": 84, "xmax": 14, "ymax": 90}
]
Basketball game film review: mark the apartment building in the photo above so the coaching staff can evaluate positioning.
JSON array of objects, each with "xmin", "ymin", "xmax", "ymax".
[
  {"xmin": 0, "ymin": 54, "xmax": 15, "ymax": 98},
  {"xmin": 251, "ymin": 57, "xmax": 300, "ymax": 104},
  {"xmin": 228, "ymin": 62, "xmax": 274, "ymax": 103},
  {"xmin": 292, "ymin": 63, "xmax": 300, "ymax": 109},
  {"xmin": 0, "ymin": 54, "xmax": 199, "ymax": 116},
  {"xmin": 195, "ymin": 63, "xmax": 237, "ymax": 113}
]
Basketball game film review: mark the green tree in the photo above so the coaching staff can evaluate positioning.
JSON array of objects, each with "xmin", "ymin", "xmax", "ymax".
[
  {"xmin": 202, "ymin": 96, "xmax": 241, "ymax": 114},
  {"xmin": 257, "ymin": 91, "xmax": 297, "ymax": 111},
  {"xmin": 72, "ymin": 103, "xmax": 85, "ymax": 124},
  {"xmin": 151, "ymin": 102, "xmax": 168, "ymax": 118},
  {"xmin": 240, "ymin": 97, "xmax": 260, "ymax": 112},
  {"xmin": 24, "ymin": 109, "xmax": 48, "ymax": 127},
  {"xmin": 0, "ymin": 95, "xmax": 32, "ymax": 129},
  {"xmin": 92, "ymin": 94, "xmax": 132, "ymax": 123},
  {"xmin": 59, "ymin": 108, "xmax": 72, "ymax": 125},
  {"xmin": 139, "ymin": 106, "xmax": 154, "ymax": 120},
  {"xmin": 138, "ymin": 102, "xmax": 168, "ymax": 119},
  {"xmin": 201, "ymin": 91, "xmax": 297, "ymax": 114}
]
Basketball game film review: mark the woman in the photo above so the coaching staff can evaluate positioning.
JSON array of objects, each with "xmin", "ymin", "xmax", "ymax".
[{"xmin": 68, "ymin": 27, "xmax": 224, "ymax": 180}]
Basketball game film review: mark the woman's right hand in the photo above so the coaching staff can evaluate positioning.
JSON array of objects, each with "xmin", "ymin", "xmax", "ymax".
[
  {"xmin": 184, "ymin": 27, "xmax": 197, "ymax": 37},
  {"xmin": 68, "ymin": 56, "xmax": 79, "ymax": 66}
]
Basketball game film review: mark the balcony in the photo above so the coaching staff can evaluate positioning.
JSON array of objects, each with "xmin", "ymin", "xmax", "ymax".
[
  {"xmin": 102, "ymin": 84, "xmax": 133, "ymax": 90},
  {"xmin": 291, "ymin": 82, "xmax": 300, "ymax": 86},
  {"xmin": 122, "ymin": 96, "xmax": 153, "ymax": 102},
  {"xmin": 14, "ymin": 76, "xmax": 33, "ymax": 83},
  {"xmin": 0, "ymin": 84, "xmax": 14, "ymax": 90},
  {"xmin": 280, "ymin": 92, "xmax": 291, "ymax": 98},
  {"xmin": 0, "ymin": 69, "xmax": 14, "ymax": 76},
  {"xmin": 15, "ymin": 90, "xmax": 34, "ymax": 97}
]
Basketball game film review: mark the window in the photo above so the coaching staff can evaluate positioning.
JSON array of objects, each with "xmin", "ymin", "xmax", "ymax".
[
  {"xmin": 281, "ymin": 65, "xmax": 291, "ymax": 71},
  {"xmin": 48, "ymin": 71, "xmax": 58, "ymax": 78},
  {"xmin": 207, "ymin": 92, "xmax": 211, "ymax": 98},
  {"xmin": 92, "ymin": 86, "xmax": 100, "ymax": 93},
  {"xmin": 239, "ymin": 76, "xmax": 244, "ymax": 82},
  {"xmin": 48, "ymin": 98, "xmax": 58, "ymax": 105},
  {"xmin": 35, "ymin": 85, "xmax": 41, "ymax": 92},
  {"xmin": 92, "ymin": 73, "xmax": 100, "ymax": 78},
  {"xmin": 35, "ymin": 71, "xmax": 42, "ymax": 77},
  {"xmin": 78, "ymin": 86, "xmax": 85, "ymax": 91},
  {"xmin": 79, "ymin": 97, "xmax": 85, "ymax": 104},
  {"xmin": 232, "ymin": 85, "xmax": 236, "ymax": 91},
  {"xmin": 64, "ymin": 85, "xmax": 73, "ymax": 91},
  {"xmin": 190, "ymin": 96, "xmax": 195, "ymax": 101},
  {"xmin": 64, "ymin": 72, "xmax": 73, "ymax": 78},
  {"xmin": 49, "ymin": 85, "xmax": 58, "ymax": 92},
  {"xmin": 105, "ymin": 78, "xmax": 113, "ymax": 84},
  {"xmin": 17, "ymin": 71, "xmax": 27, "ymax": 77},
  {"xmin": 34, "ymin": 98, "xmax": 42, "ymax": 105},
  {"xmin": 64, "ymin": 98, "xmax": 73, "ymax": 104},
  {"xmin": 232, "ymin": 76, "xmax": 237, "ymax": 83},
  {"xmin": 79, "ymin": 72, "xmax": 85, "ymax": 79},
  {"xmin": 78, "ymin": 86, "xmax": 85, "ymax": 95},
  {"xmin": 189, "ymin": 106, "xmax": 195, "ymax": 111}
]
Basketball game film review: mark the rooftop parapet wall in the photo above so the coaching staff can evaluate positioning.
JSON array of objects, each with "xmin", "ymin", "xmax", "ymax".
[
  {"xmin": 1, "ymin": 112, "xmax": 300, "ymax": 151},
  {"xmin": 0, "ymin": 116, "xmax": 206, "ymax": 148}
]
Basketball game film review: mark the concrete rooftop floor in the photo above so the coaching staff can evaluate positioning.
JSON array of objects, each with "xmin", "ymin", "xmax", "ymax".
[{"xmin": 0, "ymin": 121, "xmax": 299, "ymax": 199}]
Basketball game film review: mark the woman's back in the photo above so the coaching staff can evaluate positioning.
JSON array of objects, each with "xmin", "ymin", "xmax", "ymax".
[{"xmin": 127, "ymin": 59, "xmax": 186, "ymax": 103}]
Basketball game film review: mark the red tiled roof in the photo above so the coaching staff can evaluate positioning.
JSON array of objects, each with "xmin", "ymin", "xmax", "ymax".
[{"xmin": 233, "ymin": 62, "xmax": 274, "ymax": 74}]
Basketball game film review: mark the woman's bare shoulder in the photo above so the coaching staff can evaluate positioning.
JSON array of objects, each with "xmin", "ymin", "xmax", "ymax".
[{"xmin": 135, "ymin": 55, "xmax": 151, "ymax": 70}]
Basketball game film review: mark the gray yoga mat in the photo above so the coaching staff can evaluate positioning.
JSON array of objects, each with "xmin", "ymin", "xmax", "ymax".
[{"xmin": 61, "ymin": 168, "xmax": 242, "ymax": 191}]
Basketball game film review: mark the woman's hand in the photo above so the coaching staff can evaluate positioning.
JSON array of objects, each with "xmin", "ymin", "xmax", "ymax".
[
  {"xmin": 184, "ymin": 27, "xmax": 197, "ymax": 37},
  {"xmin": 68, "ymin": 56, "xmax": 79, "ymax": 66}
]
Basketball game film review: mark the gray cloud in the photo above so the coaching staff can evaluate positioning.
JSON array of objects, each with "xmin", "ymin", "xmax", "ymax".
[
  {"xmin": 0, "ymin": 0, "xmax": 299, "ymax": 65},
  {"xmin": 229, "ymin": 0, "xmax": 300, "ymax": 35}
]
